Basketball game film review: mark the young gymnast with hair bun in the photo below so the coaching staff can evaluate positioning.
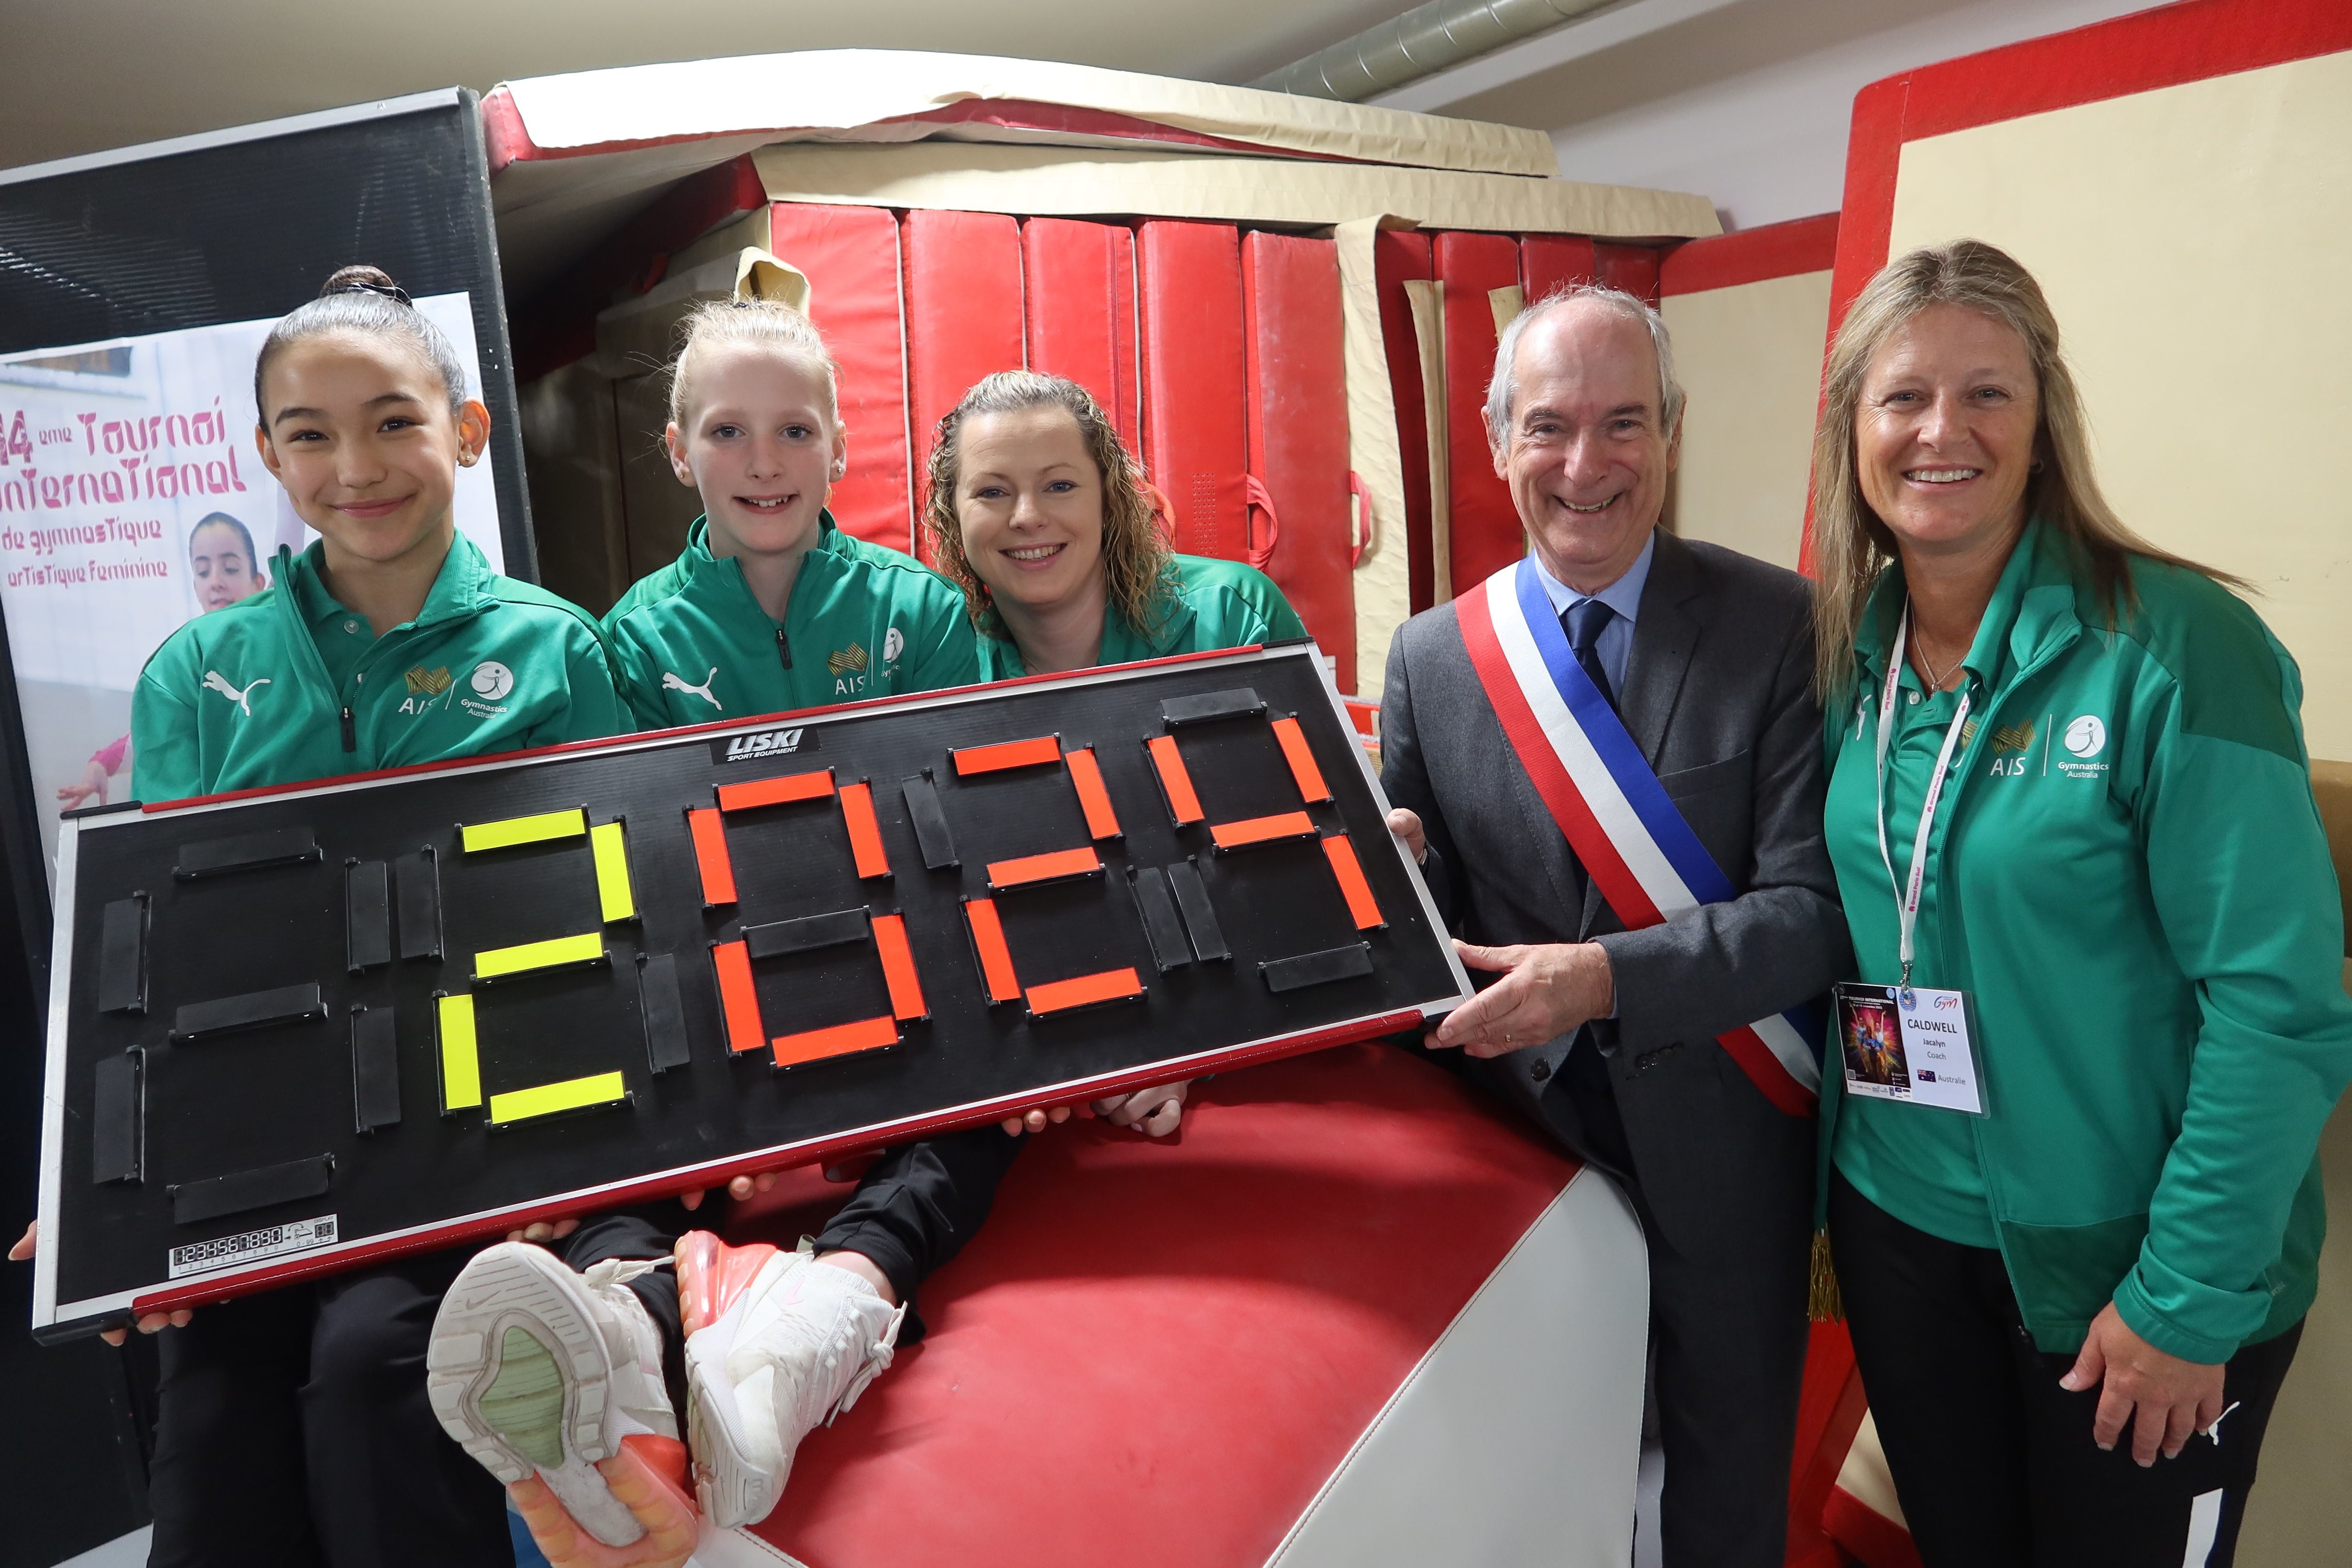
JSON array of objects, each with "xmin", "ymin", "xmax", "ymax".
[{"xmin": 4, "ymin": 266, "xmax": 699, "ymax": 1565}]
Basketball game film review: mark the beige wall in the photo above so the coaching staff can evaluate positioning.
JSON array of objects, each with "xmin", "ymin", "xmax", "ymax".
[
  {"xmin": 1890, "ymin": 49, "xmax": 2352, "ymax": 761},
  {"xmin": 1660, "ymin": 269, "xmax": 1831, "ymax": 573}
]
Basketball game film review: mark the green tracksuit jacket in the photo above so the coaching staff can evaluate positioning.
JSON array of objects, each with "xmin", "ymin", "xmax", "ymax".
[
  {"xmin": 603, "ymin": 515, "xmax": 978, "ymax": 728},
  {"xmin": 1822, "ymin": 518, "xmax": 2352, "ymax": 1361},
  {"xmin": 973, "ymin": 554, "xmax": 1310, "ymax": 680},
  {"xmin": 132, "ymin": 536, "xmax": 627, "ymax": 803}
]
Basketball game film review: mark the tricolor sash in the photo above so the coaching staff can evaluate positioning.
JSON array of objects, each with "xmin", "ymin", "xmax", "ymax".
[{"xmin": 1455, "ymin": 558, "xmax": 1823, "ymax": 1115}]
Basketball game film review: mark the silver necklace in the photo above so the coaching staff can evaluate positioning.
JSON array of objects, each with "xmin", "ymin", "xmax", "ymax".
[{"xmin": 1912, "ymin": 636, "xmax": 1964, "ymax": 692}]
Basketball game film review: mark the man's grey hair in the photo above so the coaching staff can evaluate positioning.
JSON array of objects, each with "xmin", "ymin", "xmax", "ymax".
[{"xmin": 1484, "ymin": 283, "xmax": 1685, "ymax": 446}]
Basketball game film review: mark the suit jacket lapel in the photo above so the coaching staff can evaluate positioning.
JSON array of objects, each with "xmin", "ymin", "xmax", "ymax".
[{"xmin": 1580, "ymin": 529, "xmax": 1704, "ymax": 938}]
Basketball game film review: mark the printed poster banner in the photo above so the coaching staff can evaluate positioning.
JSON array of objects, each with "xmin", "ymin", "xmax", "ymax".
[{"xmin": 0, "ymin": 293, "xmax": 504, "ymax": 883}]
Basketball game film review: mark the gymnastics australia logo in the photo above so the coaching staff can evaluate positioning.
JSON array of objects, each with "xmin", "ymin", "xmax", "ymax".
[{"xmin": 2058, "ymin": 713, "xmax": 2110, "ymax": 779}]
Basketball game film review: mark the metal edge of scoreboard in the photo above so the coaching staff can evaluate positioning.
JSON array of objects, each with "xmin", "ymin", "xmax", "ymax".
[{"xmin": 32, "ymin": 643, "xmax": 1472, "ymax": 1341}]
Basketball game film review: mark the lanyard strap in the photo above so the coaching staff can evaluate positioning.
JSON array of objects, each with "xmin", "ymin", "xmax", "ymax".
[{"xmin": 1874, "ymin": 605, "xmax": 1972, "ymax": 988}]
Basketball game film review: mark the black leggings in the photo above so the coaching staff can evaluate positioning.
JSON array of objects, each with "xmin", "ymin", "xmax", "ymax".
[
  {"xmin": 144, "ymin": 1126, "xmax": 1020, "ymax": 1564},
  {"xmin": 813, "ymin": 1125, "xmax": 1029, "ymax": 1342},
  {"xmin": 145, "ymin": 1208, "xmax": 683, "ymax": 1568},
  {"xmin": 1829, "ymin": 1172, "xmax": 2301, "ymax": 1568}
]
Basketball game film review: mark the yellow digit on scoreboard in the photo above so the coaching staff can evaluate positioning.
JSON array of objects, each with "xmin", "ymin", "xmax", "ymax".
[
  {"xmin": 460, "ymin": 808, "xmax": 586, "ymax": 854},
  {"xmin": 437, "ymin": 992, "xmax": 482, "ymax": 1111},
  {"xmin": 590, "ymin": 820, "xmax": 635, "ymax": 923},
  {"xmin": 437, "ymin": 809, "xmax": 635, "ymax": 1121}
]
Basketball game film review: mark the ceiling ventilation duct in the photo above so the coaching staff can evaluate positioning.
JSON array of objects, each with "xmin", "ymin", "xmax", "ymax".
[{"xmin": 1250, "ymin": 0, "xmax": 1618, "ymax": 101}]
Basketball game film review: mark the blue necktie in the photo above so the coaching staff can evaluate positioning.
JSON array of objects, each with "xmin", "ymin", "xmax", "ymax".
[
  {"xmin": 1564, "ymin": 598, "xmax": 1618, "ymax": 713},
  {"xmin": 1556, "ymin": 601, "xmax": 1627, "ymax": 1126}
]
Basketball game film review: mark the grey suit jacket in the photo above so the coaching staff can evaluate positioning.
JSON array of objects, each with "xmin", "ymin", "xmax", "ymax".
[{"xmin": 1380, "ymin": 529, "xmax": 1850, "ymax": 1253}]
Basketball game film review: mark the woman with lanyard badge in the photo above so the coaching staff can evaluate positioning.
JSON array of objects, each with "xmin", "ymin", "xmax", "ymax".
[{"xmin": 1811, "ymin": 240, "xmax": 2352, "ymax": 1566}]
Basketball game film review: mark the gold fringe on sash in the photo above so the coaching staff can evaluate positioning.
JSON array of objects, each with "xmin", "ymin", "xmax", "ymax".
[{"xmin": 1807, "ymin": 1229, "xmax": 1845, "ymax": 1322}]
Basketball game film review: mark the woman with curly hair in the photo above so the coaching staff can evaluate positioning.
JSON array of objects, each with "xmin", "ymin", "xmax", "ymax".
[{"xmin": 922, "ymin": 370, "xmax": 1305, "ymax": 679}]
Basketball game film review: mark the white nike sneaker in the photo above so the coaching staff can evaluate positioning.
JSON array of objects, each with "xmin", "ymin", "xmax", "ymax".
[
  {"xmin": 426, "ymin": 1242, "xmax": 690, "ymax": 1548},
  {"xmin": 676, "ymin": 1232, "xmax": 908, "ymax": 1529}
]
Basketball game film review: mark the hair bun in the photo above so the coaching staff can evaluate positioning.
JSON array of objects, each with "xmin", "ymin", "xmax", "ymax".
[{"xmin": 320, "ymin": 265, "xmax": 410, "ymax": 306}]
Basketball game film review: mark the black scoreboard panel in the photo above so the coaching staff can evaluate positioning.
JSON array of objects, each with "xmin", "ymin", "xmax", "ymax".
[{"xmin": 33, "ymin": 647, "xmax": 1466, "ymax": 1340}]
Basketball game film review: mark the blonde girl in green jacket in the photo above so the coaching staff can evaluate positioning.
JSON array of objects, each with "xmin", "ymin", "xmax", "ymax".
[
  {"xmin": 600, "ymin": 295, "xmax": 977, "ymax": 731},
  {"xmin": 1810, "ymin": 240, "xmax": 2352, "ymax": 1568}
]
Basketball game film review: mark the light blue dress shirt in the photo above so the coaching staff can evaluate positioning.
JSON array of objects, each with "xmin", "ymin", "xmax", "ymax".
[{"xmin": 1529, "ymin": 530, "xmax": 1655, "ymax": 700}]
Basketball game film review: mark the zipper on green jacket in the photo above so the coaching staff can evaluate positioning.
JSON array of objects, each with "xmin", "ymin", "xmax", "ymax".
[
  {"xmin": 271, "ymin": 540, "xmax": 497, "ymax": 768},
  {"xmin": 776, "ymin": 626, "xmax": 791, "ymax": 669}
]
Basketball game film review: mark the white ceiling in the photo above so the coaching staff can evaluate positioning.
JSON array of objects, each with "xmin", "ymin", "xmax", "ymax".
[
  {"xmin": 1373, "ymin": 0, "xmax": 2162, "ymax": 231},
  {"xmin": 0, "ymin": 0, "xmax": 1413, "ymax": 171}
]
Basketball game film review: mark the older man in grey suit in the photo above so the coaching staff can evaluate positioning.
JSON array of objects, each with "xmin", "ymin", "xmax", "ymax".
[{"xmin": 1382, "ymin": 286, "xmax": 1849, "ymax": 1566}]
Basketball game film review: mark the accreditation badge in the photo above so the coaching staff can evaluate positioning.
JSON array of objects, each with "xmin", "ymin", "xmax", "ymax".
[{"xmin": 1832, "ymin": 982, "xmax": 1985, "ymax": 1114}]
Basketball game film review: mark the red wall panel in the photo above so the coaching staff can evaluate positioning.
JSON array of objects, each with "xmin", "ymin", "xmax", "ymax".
[
  {"xmin": 1519, "ymin": 234, "xmax": 1598, "ymax": 305},
  {"xmin": 767, "ymin": 202, "xmax": 914, "ymax": 554},
  {"xmin": 1241, "ymin": 231, "xmax": 1355, "ymax": 692},
  {"xmin": 903, "ymin": 211, "xmax": 1025, "ymax": 559},
  {"xmin": 1595, "ymin": 241, "xmax": 1664, "ymax": 305},
  {"xmin": 1657, "ymin": 212, "xmax": 1838, "ymax": 297},
  {"xmin": 1434, "ymin": 231, "xmax": 1524, "ymax": 598},
  {"xmin": 1136, "ymin": 221, "xmax": 1248, "ymax": 563},
  {"xmin": 1373, "ymin": 231, "xmax": 1436, "ymax": 614},
  {"xmin": 1022, "ymin": 218, "xmax": 1140, "ymax": 450}
]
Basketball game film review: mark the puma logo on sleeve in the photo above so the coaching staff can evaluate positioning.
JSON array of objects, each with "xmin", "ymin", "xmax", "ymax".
[
  {"xmin": 662, "ymin": 668, "xmax": 722, "ymax": 709},
  {"xmin": 201, "ymin": 670, "xmax": 270, "ymax": 716}
]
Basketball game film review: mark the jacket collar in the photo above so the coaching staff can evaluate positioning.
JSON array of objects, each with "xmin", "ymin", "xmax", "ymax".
[
  {"xmin": 277, "ymin": 531, "xmax": 498, "ymax": 636},
  {"xmin": 1615, "ymin": 527, "xmax": 1706, "ymax": 767},
  {"xmin": 1852, "ymin": 517, "xmax": 2082, "ymax": 694},
  {"xmin": 1102, "ymin": 581, "xmax": 1198, "ymax": 662},
  {"xmin": 982, "ymin": 577, "xmax": 1199, "ymax": 675},
  {"xmin": 681, "ymin": 511, "xmax": 851, "ymax": 606}
]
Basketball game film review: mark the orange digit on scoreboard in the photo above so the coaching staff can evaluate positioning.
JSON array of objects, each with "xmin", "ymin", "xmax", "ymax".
[
  {"xmin": 712, "ymin": 939, "xmax": 763, "ymax": 1053},
  {"xmin": 1026, "ymin": 967, "xmax": 1144, "ymax": 1017},
  {"xmin": 963, "ymin": 897, "xmax": 1024, "ymax": 1005},
  {"xmin": 952, "ymin": 736, "xmax": 1063, "ymax": 775},
  {"xmin": 871, "ymin": 914, "xmax": 929, "ymax": 1021},
  {"xmin": 1210, "ymin": 812, "xmax": 1317, "ymax": 851},
  {"xmin": 716, "ymin": 768, "xmax": 835, "ymax": 813},
  {"xmin": 1321, "ymin": 834, "xmax": 1385, "ymax": 931},
  {"xmin": 1270, "ymin": 717, "xmax": 1331, "ymax": 803},
  {"xmin": 1065, "ymin": 747, "xmax": 1121, "ymax": 839},
  {"xmin": 838, "ymin": 781, "xmax": 892, "ymax": 879},
  {"xmin": 771, "ymin": 1013, "xmax": 898, "ymax": 1068},
  {"xmin": 986, "ymin": 846, "xmax": 1102, "ymax": 890},
  {"xmin": 688, "ymin": 808, "xmax": 738, "ymax": 906},
  {"xmin": 1146, "ymin": 735, "xmax": 1203, "ymax": 825}
]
